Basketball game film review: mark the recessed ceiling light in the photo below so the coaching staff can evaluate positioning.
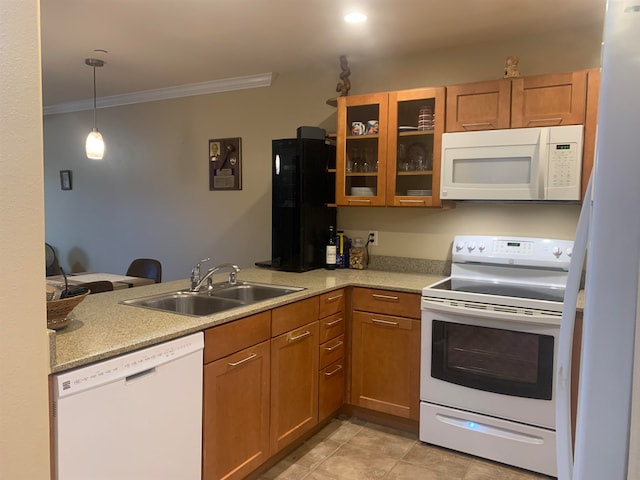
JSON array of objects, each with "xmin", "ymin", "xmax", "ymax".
[{"xmin": 344, "ymin": 11, "xmax": 367, "ymax": 23}]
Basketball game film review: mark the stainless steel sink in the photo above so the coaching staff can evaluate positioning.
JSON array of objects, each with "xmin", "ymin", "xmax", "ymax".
[
  {"xmin": 208, "ymin": 282, "xmax": 304, "ymax": 303},
  {"xmin": 121, "ymin": 282, "xmax": 305, "ymax": 317}
]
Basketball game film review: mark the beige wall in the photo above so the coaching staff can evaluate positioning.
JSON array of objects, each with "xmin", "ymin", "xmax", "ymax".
[
  {"xmin": 0, "ymin": 1, "xmax": 52, "ymax": 479},
  {"xmin": 43, "ymin": 24, "xmax": 603, "ymax": 280}
]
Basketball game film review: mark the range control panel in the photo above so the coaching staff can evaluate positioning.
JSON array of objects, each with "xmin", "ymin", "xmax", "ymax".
[{"xmin": 452, "ymin": 235, "xmax": 574, "ymax": 270}]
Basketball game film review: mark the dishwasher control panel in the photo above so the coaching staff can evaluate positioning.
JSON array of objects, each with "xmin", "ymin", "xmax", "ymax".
[{"xmin": 53, "ymin": 332, "xmax": 204, "ymax": 399}]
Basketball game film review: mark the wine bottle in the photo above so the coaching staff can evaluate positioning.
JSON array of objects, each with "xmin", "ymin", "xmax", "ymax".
[{"xmin": 326, "ymin": 226, "xmax": 337, "ymax": 270}]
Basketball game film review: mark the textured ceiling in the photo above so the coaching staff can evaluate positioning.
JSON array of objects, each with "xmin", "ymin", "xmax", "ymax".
[{"xmin": 40, "ymin": 0, "xmax": 606, "ymax": 107}]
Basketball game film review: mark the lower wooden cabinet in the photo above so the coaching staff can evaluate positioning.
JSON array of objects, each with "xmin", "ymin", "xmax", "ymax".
[
  {"xmin": 270, "ymin": 320, "xmax": 319, "ymax": 454},
  {"xmin": 202, "ymin": 340, "xmax": 271, "ymax": 480},
  {"xmin": 350, "ymin": 309, "xmax": 420, "ymax": 420}
]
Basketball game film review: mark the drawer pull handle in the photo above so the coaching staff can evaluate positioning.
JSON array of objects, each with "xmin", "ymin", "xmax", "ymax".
[
  {"xmin": 348, "ymin": 199, "xmax": 372, "ymax": 204},
  {"xmin": 324, "ymin": 364, "xmax": 343, "ymax": 377},
  {"xmin": 228, "ymin": 353, "xmax": 257, "ymax": 367},
  {"xmin": 399, "ymin": 199, "xmax": 426, "ymax": 204},
  {"xmin": 326, "ymin": 294, "xmax": 344, "ymax": 302},
  {"xmin": 372, "ymin": 318, "xmax": 399, "ymax": 326},
  {"xmin": 325, "ymin": 341, "xmax": 344, "ymax": 352},
  {"xmin": 325, "ymin": 317, "xmax": 344, "ymax": 327},
  {"xmin": 372, "ymin": 293, "xmax": 399, "ymax": 302},
  {"xmin": 289, "ymin": 331, "xmax": 311, "ymax": 342},
  {"xmin": 461, "ymin": 122, "xmax": 492, "ymax": 129}
]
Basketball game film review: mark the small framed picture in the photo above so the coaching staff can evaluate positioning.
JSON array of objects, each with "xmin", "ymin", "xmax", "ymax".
[
  {"xmin": 60, "ymin": 170, "xmax": 72, "ymax": 190},
  {"xmin": 209, "ymin": 137, "xmax": 242, "ymax": 191}
]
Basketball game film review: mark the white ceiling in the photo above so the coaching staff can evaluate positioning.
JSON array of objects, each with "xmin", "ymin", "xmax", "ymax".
[{"xmin": 40, "ymin": 0, "xmax": 606, "ymax": 107}]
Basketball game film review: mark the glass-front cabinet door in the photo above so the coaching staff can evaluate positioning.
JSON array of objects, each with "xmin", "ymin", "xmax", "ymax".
[
  {"xmin": 386, "ymin": 87, "xmax": 445, "ymax": 207},
  {"xmin": 336, "ymin": 93, "xmax": 388, "ymax": 206}
]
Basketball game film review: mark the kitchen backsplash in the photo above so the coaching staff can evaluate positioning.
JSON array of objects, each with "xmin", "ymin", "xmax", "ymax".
[{"xmin": 368, "ymin": 255, "xmax": 450, "ymax": 276}]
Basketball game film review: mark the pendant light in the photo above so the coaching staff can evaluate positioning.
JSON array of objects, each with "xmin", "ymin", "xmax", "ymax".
[{"xmin": 85, "ymin": 58, "xmax": 105, "ymax": 159}]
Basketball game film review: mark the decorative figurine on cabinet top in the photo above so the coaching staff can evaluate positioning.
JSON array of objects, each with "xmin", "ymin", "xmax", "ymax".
[
  {"xmin": 504, "ymin": 55, "xmax": 521, "ymax": 78},
  {"xmin": 336, "ymin": 55, "xmax": 351, "ymax": 96}
]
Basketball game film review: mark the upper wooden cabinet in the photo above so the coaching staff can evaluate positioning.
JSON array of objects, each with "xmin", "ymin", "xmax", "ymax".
[
  {"xmin": 445, "ymin": 78, "xmax": 512, "ymax": 132},
  {"xmin": 336, "ymin": 87, "xmax": 444, "ymax": 207},
  {"xmin": 445, "ymin": 70, "xmax": 590, "ymax": 132}
]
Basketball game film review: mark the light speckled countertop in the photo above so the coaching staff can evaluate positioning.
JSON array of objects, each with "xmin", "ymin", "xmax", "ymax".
[{"xmin": 50, "ymin": 268, "xmax": 444, "ymax": 374}]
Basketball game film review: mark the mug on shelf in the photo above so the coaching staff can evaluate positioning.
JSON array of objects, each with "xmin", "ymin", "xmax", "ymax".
[
  {"xmin": 351, "ymin": 122, "xmax": 366, "ymax": 136},
  {"xmin": 366, "ymin": 120, "xmax": 379, "ymax": 135}
]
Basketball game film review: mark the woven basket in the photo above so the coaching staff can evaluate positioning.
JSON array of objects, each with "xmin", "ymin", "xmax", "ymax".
[{"xmin": 46, "ymin": 291, "xmax": 89, "ymax": 330}]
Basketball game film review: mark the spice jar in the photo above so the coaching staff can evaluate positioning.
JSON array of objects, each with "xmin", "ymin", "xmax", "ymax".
[{"xmin": 349, "ymin": 237, "xmax": 368, "ymax": 270}]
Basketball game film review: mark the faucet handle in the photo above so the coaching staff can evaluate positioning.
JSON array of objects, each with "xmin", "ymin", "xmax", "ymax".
[{"xmin": 191, "ymin": 257, "xmax": 211, "ymax": 286}]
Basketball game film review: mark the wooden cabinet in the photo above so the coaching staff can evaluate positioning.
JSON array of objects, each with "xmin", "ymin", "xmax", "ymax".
[
  {"xmin": 445, "ymin": 78, "xmax": 512, "ymax": 132},
  {"xmin": 318, "ymin": 289, "xmax": 346, "ymax": 421},
  {"xmin": 270, "ymin": 299, "xmax": 319, "ymax": 454},
  {"xmin": 350, "ymin": 288, "xmax": 421, "ymax": 420},
  {"xmin": 445, "ymin": 70, "xmax": 590, "ymax": 132},
  {"xmin": 336, "ymin": 88, "xmax": 444, "ymax": 207},
  {"xmin": 202, "ymin": 312, "xmax": 271, "ymax": 480}
]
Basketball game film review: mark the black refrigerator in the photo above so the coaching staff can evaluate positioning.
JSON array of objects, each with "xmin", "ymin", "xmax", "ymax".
[{"xmin": 268, "ymin": 138, "xmax": 336, "ymax": 272}]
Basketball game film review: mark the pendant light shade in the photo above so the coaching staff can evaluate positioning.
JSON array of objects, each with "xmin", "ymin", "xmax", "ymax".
[
  {"xmin": 86, "ymin": 128, "xmax": 105, "ymax": 159},
  {"xmin": 85, "ymin": 58, "xmax": 105, "ymax": 160}
]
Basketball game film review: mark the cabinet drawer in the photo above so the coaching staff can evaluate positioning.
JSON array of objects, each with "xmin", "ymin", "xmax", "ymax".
[
  {"xmin": 352, "ymin": 288, "xmax": 420, "ymax": 319},
  {"xmin": 319, "ymin": 359, "xmax": 345, "ymax": 421},
  {"xmin": 204, "ymin": 311, "xmax": 271, "ymax": 364},
  {"xmin": 272, "ymin": 296, "xmax": 320, "ymax": 337},
  {"xmin": 319, "ymin": 289, "xmax": 345, "ymax": 318},
  {"xmin": 319, "ymin": 312, "xmax": 345, "ymax": 344},
  {"xmin": 319, "ymin": 334, "xmax": 345, "ymax": 370}
]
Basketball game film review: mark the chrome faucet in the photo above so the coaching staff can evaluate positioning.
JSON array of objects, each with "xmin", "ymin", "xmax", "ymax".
[
  {"xmin": 190, "ymin": 257, "xmax": 211, "ymax": 291},
  {"xmin": 190, "ymin": 262, "xmax": 241, "ymax": 292}
]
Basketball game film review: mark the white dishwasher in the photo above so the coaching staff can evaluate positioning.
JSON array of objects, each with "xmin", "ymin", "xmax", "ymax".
[{"xmin": 52, "ymin": 332, "xmax": 204, "ymax": 480}]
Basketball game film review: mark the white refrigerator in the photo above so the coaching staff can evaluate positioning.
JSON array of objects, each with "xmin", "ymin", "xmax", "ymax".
[{"xmin": 556, "ymin": 1, "xmax": 640, "ymax": 478}]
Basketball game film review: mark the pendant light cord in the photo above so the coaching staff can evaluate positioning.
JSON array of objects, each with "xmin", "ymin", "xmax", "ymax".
[{"xmin": 92, "ymin": 64, "xmax": 97, "ymax": 130}]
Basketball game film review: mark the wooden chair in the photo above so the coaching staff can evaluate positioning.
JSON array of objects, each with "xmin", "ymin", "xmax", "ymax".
[
  {"xmin": 82, "ymin": 280, "xmax": 114, "ymax": 294},
  {"xmin": 126, "ymin": 258, "xmax": 162, "ymax": 283}
]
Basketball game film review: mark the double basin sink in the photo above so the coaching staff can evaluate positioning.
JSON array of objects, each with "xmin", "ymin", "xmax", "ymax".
[{"xmin": 121, "ymin": 281, "xmax": 305, "ymax": 317}]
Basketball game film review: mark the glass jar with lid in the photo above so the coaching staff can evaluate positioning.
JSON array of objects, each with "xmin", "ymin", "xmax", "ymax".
[{"xmin": 349, "ymin": 237, "xmax": 368, "ymax": 270}]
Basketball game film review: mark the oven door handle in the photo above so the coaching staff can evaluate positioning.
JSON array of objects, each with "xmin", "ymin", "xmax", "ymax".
[{"xmin": 421, "ymin": 299, "xmax": 561, "ymax": 326}]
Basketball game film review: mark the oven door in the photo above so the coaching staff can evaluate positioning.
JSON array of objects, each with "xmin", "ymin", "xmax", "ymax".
[{"xmin": 420, "ymin": 298, "xmax": 559, "ymax": 429}]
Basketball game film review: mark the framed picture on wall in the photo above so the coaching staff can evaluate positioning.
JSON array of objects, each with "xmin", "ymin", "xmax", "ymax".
[
  {"xmin": 60, "ymin": 170, "xmax": 72, "ymax": 190},
  {"xmin": 209, "ymin": 137, "xmax": 242, "ymax": 190}
]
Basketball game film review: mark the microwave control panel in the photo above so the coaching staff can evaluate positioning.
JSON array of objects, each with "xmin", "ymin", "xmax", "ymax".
[{"xmin": 548, "ymin": 142, "xmax": 579, "ymax": 188}]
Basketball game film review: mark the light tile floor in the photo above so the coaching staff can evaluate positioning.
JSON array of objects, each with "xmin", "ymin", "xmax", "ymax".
[{"xmin": 259, "ymin": 416, "xmax": 555, "ymax": 480}]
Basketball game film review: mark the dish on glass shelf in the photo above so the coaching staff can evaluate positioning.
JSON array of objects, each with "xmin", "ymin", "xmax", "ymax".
[
  {"xmin": 407, "ymin": 189, "xmax": 432, "ymax": 196},
  {"xmin": 398, "ymin": 126, "xmax": 418, "ymax": 132}
]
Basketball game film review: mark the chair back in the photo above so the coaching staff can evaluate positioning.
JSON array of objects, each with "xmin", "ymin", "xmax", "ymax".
[
  {"xmin": 126, "ymin": 258, "xmax": 162, "ymax": 283},
  {"xmin": 82, "ymin": 280, "xmax": 114, "ymax": 294}
]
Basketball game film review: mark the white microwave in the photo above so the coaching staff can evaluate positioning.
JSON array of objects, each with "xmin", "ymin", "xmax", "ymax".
[{"xmin": 440, "ymin": 125, "xmax": 583, "ymax": 201}]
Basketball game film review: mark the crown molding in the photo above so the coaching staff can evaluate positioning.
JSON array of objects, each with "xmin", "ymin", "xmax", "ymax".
[{"xmin": 43, "ymin": 72, "xmax": 274, "ymax": 116}]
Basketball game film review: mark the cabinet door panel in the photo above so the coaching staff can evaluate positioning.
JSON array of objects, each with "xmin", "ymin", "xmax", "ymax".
[
  {"xmin": 203, "ymin": 341, "xmax": 270, "ymax": 480},
  {"xmin": 351, "ymin": 312, "xmax": 420, "ymax": 420},
  {"xmin": 511, "ymin": 71, "xmax": 587, "ymax": 128},
  {"xmin": 336, "ymin": 93, "xmax": 388, "ymax": 206},
  {"xmin": 270, "ymin": 321, "xmax": 319, "ymax": 454},
  {"xmin": 387, "ymin": 87, "xmax": 445, "ymax": 207},
  {"xmin": 445, "ymin": 79, "xmax": 511, "ymax": 132}
]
